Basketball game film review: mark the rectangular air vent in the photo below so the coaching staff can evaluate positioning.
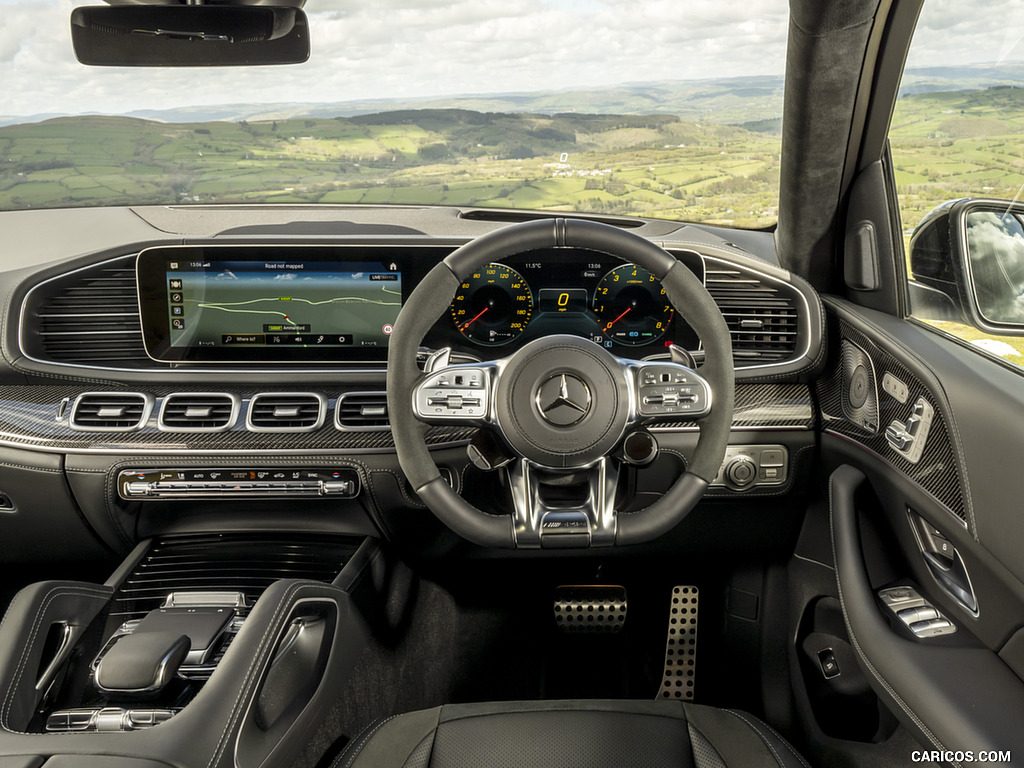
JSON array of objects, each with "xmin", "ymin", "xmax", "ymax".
[
  {"xmin": 335, "ymin": 392, "xmax": 389, "ymax": 430},
  {"xmin": 705, "ymin": 268, "xmax": 799, "ymax": 365},
  {"xmin": 159, "ymin": 393, "xmax": 239, "ymax": 433},
  {"xmin": 26, "ymin": 258, "xmax": 152, "ymax": 367},
  {"xmin": 246, "ymin": 393, "xmax": 326, "ymax": 432},
  {"xmin": 70, "ymin": 392, "xmax": 153, "ymax": 432},
  {"xmin": 110, "ymin": 533, "xmax": 362, "ymax": 622}
]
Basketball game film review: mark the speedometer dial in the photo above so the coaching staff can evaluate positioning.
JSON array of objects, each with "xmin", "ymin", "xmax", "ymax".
[
  {"xmin": 450, "ymin": 263, "xmax": 533, "ymax": 345},
  {"xmin": 593, "ymin": 264, "xmax": 674, "ymax": 346}
]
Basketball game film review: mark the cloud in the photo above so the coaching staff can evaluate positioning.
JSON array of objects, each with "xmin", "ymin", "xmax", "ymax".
[
  {"xmin": 0, "ymin": 0, "xmax": 790, "ymax": 117},
  {"xmin": 966, "ymin": 211, "xmax": 1024, "ymax": 323}
]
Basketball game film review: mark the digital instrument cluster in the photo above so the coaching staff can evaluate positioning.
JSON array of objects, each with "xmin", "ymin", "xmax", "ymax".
[{"xmin": 440, "ymin": 248, "xmax": 702, "ymax": 356}]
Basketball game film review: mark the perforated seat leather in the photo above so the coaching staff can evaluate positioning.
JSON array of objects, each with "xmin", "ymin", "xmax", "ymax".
[{"xmin": 332, "ymin": 700, "xmax": 811, "ymax": 768}]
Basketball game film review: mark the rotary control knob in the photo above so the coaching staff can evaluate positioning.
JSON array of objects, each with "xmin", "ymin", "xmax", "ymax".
[{"xmin": 724, "ymin": 455, "xmax": 757, "ymax": 489}]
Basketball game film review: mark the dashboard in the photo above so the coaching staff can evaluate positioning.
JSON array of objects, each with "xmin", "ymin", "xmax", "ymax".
[{"xmin": 0, "ymin": 205, "xmax": 823, "ymax": 561}]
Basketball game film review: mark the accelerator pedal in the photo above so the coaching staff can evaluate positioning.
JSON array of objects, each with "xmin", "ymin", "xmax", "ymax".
[
  {"xmin": 657, "ymin": 585, "xmax": 699, "ymax": 700},
  {"xmin": 553, "ymin": 585, "xmax": 627, "ymax": 633}
]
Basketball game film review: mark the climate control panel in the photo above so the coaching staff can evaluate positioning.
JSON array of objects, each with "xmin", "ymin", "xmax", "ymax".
[{"xmin": 117, "ymin": 467, "xmax": 360, "ymax": 500}]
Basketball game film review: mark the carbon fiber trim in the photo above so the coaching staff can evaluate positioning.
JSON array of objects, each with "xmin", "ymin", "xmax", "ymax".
[
  {"xmin": 0, "ymin": 386, "xmax": 474, "ymax": 453},
  {"xmin": 0, "ymin": 383, "xmax": 812, "ymax": 454},
  {"xmin": 816, "ymin": 320, "xmax": 967, "ymax": 526},
  {"xmin": 653, "ymin": 383, "xmax": 814, "ymax": 431}
]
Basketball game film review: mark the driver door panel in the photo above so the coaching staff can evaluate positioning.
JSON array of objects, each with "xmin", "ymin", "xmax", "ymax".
[{"xmin": 813, "ymin": 297, "xmax": 1024, "ymax": 761}]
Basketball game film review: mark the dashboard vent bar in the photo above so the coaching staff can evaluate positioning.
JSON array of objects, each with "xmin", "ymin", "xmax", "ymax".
[
  {"xmin": 69, "ymin": 392, "xmax": 153, "ymax": 431},
  {"xmin": 110, "ymin": 533, "xmax": 362, "ymax": 622},
  {"xmin": 247, "ymin": 393, "xmax": 326, "ymax": 432},
  {"xmin": 459, "ymin": 209, "xmax": 643, "ymax": 228},
  {"xmin": 705, "ymin": 268, "xmax": 799, "ymax": 364},
  {"xmin": 336, "ymin": 392, "xmax": 389, "ymax": 430},
  {"xmin": 159, "ymin": 393, "xmax": 239, "ymax": 432},
  {"xmin": 29, "ymin": 259, "xmax": 152, "ymax": 366}
]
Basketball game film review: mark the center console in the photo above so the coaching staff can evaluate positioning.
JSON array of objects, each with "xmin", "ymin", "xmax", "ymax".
[{"xmin": 0, "ymin": 533, "xmax": 379, "ymax": 768}]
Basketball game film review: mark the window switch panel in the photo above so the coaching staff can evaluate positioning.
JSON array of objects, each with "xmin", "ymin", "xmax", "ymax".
[{"xmin": 879, "ymin": 585, "xmax": 956, "ymax": 638}]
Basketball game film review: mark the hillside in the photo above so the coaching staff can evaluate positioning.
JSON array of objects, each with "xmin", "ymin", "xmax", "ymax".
[
  {"xmin": 0, "ymin": 109, "xmax": 781, "ymax": 228},
  {"xmin": 0, "ymin": 76, "xmax": 786, "ymax": 129},
  {"xmin": 889, "ymin": 85, "xmax": 1024, "ymax": 229}
]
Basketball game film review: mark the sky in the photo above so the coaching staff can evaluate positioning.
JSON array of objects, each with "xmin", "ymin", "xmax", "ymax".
[
  {"xmin": 0, "ymin": 0, "xmax": 786, "ymax": 117},
  {"xmin": 0, "ymin": 0, "xmax": 1023, "ymax": 119}
]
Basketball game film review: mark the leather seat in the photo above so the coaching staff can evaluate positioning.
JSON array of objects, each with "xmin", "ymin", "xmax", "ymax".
[{"xmin": 332, "ymin": 700, "xmax": 811, "ymax": 768}]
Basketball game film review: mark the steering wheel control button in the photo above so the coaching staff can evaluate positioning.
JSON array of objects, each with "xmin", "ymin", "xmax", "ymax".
[
  {"xmin": 536, "ymin": 373, "xmax": 592, "ymax": 426},
  {"xmin": 636, "ymin": 364, "xmax": 708, "ymax": 417},
  {"xmin": 415, "ymin": 367, "xmax": 489, "ymax": 420}
]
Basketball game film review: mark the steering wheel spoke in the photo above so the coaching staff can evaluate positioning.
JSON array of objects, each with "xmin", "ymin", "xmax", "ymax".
[
  {"xmin": 412, "ymin": 360, "xmax": 500, "ymax": 426},
  {"xmin": 618, "ymin": 359, "xmax": 714, "ymax": 425},
  {"xmin": 508, "ymin": 458, "xmax": 619, "ymax": 549}
]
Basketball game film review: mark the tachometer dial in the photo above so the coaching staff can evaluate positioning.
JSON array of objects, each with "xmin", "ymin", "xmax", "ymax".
[
  {"xmin": 451, "ymin": 263, "xmax": 533, "ymax": 345},
  {"xmin": 593, "ymin": 264, "xmax": 673, "ymax": 346}
]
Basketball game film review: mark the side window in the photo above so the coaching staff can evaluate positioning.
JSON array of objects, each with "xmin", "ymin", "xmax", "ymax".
[{"xmin": 889, "ymin": 1, "xmax": 1024, "ymax": 370}]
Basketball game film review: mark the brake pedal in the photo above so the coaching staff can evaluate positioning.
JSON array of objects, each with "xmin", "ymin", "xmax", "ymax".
[
  {"xmin": 657, "ymin": 585, "xmax": 698, "ymax": 700},
  {"xmin": 553, "ymin": 585, "xmax": 627, "ymax": 633}
]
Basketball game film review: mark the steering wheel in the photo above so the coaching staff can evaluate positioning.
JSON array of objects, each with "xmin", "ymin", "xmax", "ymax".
[{"xmin": 386, "ymin": 218, "xmax": 734, "ymax": 549}]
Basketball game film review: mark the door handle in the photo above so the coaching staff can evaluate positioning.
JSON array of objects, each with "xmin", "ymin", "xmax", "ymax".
[{"xmin": 923, "ymin": 548, "xmax": 978, "ymax": 615}]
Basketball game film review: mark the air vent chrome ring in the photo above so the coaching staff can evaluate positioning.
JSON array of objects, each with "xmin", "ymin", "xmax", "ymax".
[
  {"xmin": 246, "ymin": 392, "xmax": 326, "ymax": 433},
  {"xmin": 335, "ymin": 391, "xmax": 389, "ymax": 431},
  {"xmin": 69, "ymin": 392, "xmax": 154, "ymax": 432},
  {"xmin": 158, "ymin": 393, "xmax": 240, "ymax": 433}
]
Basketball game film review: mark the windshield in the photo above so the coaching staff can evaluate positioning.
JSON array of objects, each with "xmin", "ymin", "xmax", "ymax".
[{"xmin": 1, "ymin": 1, "xmax": 788, "ymax": 227}]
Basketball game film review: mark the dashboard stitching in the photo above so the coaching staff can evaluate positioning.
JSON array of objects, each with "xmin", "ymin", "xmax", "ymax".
[
  {"xmin": 370, "ymin": 468, "xmax": 427, "ymax": 508},
  {"xmin": 0, "ymin": 461, "xmax": 61, "ymax": 473}
]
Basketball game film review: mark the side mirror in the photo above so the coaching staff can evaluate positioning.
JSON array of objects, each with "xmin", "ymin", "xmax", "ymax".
[
  {"xmin": 71, "ymin": 5, "xmax": 309, "ymax": 67},
  {"xmin": 910, "ymin": 198, "xmax": 1024, "ymax": 336}
]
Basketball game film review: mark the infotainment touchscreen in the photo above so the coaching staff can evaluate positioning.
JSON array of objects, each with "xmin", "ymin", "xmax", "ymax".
[{"xmin": 137, "ymin": 246, "xmax": 404, "ymax": 363}]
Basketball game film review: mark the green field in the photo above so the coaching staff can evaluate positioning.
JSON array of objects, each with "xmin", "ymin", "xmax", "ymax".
[
  {"xmin": 889, "ymin": 86, "xmax": 1024, "ymax": 232},
  {"xmin": 0, "ymin": 109, "xmax": 780, "ymax": 228},
  {"xmin": 2, "ymin": 86, "xmax": 1023, "ymax": 233}
]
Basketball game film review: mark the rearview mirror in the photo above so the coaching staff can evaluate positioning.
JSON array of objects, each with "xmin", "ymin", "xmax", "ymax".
[
  {"xmin": 910, "ymin": 198, "xmax": 1024, "ymax": 336},
  {"xmin": 71, "ymin": 5, "xmax": 309, "ymax": 67}
]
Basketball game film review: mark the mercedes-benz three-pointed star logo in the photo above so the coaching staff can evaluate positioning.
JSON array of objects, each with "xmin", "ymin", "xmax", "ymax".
[{"xmin": 535, "ymin": 373, "xmax": 592, "ymax": 426}]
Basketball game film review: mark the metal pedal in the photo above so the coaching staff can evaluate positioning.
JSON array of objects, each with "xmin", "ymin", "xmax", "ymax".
[
  {"xmin": 657, "ymin": 585, "xmax": 698, "ymax": 700},
  {"xmin": 553, "ymin": 585, "xmax": 627, "ymax": 633}
]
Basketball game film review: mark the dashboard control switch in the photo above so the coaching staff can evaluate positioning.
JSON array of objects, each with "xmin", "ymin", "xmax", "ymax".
[
  {"xmin": 817, "ymin": 648, "xmax": 840, "ymax": 679},
  {"xmin": 724, "ymin": 455, "xmax": 757, "ymax": 488}
]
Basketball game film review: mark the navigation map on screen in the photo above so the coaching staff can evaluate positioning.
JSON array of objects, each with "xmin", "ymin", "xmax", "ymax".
[{"xmin": 166, "ymin": 260, "xmax": 402, "ymax": 351}]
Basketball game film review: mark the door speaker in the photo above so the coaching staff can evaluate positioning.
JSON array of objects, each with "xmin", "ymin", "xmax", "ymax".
[{"xmin": 840, "ymin": 340, "xmax": 878, "ymax": 433}]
